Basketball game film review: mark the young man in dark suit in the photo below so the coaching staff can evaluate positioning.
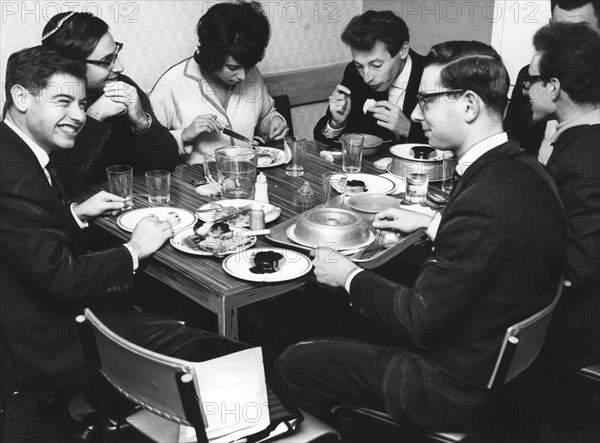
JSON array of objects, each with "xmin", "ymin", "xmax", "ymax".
[
  {"xmin": 0, "ymin": 46, "xmax": 174, "ymax": 395},
  {"xmin": 504, "ymin": 0, "xmax": 599, "ymax": 156},
  {"xmin": 280, "ymin": 41, "xmax": 566, "ymax": 433},
  {"xmin": 313, "ymin": 10, "xmax": 426, "ymax": 144},
  {"xmin": 526, "ymin": 21, "xmax": 600, "ymax": 377}
]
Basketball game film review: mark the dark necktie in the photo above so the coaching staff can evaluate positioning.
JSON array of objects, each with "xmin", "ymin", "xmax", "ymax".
[{"xmin": 46, "ymin": 160, "xmax": 68, "ymax": 205}]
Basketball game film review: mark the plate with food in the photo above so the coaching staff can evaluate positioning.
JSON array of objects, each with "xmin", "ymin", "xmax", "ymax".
[
  {"xmin": 170, "ymin": 221, "xmax": 257, "ymax": 256},
  {"xmin": 256, "ymin": 147, "xmax": 286, "ymax": 168},
  {"xmin": 222, "ymin": 247, "xmax": 313, "ymax": 282},
  {"xmin": 343, "ymin": 173, "xmax": 396, "ymax": 195},
  {"xmin": 196, "ymin": 199, "xmax": 281, "ymax": 227},
  {"xmin": 117, "ymin": 207, "xmax": 196, "ymax": 233}
]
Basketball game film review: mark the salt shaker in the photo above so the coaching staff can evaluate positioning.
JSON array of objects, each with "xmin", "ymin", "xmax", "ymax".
[
  {"xmin": 297, "ymin": 181, "xmax": 315, "ymax": 211},
  {"xmin": 254, "ymin": 172, "xmax": 269, "ymax": 203}
]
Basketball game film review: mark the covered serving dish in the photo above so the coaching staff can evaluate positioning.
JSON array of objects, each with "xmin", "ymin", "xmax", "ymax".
[
  {"xmin": 388, "ymin": 143, "xmax": 444, "ymax": 181},
  {"xmin": 293, "ymin": 208, "xmax": 369, "ymax": 248}
]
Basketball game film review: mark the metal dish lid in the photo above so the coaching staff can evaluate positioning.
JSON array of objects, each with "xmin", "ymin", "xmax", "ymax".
[
  {"xmin": 302, "ymin": 208, "xmax": 364, "ymax": 228},
  {"xmin": 390, "ymin": 143, "xmax": 443, "ymax": 162}
]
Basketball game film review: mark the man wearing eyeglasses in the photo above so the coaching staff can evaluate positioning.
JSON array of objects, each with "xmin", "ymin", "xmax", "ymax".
[
  {"xmin": 279, "ymin": 41, "xmax": 565, "ymax": 434},
  {"xmin": 40, "ymin": 12, "xmax": 179, "ymax": 197},
  {"xmin": 313, "ymin": 10, "xmax": 427, "ymax": 145},
  {"xmin": 504, "ymin": 0, "xmax": 599, "ymax": 156},
  {"xmin": 526, "ymin": 20, "xmax": 600, "ymax": 391}
]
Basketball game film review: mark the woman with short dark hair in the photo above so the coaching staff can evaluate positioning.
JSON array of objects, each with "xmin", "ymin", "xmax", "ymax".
[
  {"xmin": 42, "ymin": 11, "xmax": 179, "ymax": 195},
  {"xmin": 151, "ymin": 1, "xmax": 288, "ymax": 164}
]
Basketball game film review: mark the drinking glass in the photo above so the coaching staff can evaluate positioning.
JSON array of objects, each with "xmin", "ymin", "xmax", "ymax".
[
  {"xmin": 442, "ymin": 152, "xmax": 457, "ymax": 194},
  {"xmin": 340, "ymin": 133, "xmax": 364, "ymax": 172},
  {"xmin": 405, "ymin": 173, "xmax": 429, "ymax": 204},
  {"xmin": 321, "ymin": 172, "xmax": 348, "ymax": 208},
  {"xmin": 145, "ymin": 170, "xmax": 171, "ymax": 205},
  {"xmin": 106, "ymin": 165, "xmax": 133, "ymax": 202},
  {"xmin": 284, "ymin": 136, "xmax": 307, "ymax": 177}
]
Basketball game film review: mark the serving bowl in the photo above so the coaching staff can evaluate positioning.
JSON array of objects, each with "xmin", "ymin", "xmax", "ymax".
[
  {"xmin": 347, "ymin": 193, "xmax": 401, "ymax": 223},
  {"xmin": 293, "ymin": 208, "xmax": 369, "ymax": 248},
  {"xmin": 388, "ymin": 143, "xmax": 444, "ymax": 181},
  {"xmin": 362, "ymin": 134, "xmax": 386, "ymax": 157}
]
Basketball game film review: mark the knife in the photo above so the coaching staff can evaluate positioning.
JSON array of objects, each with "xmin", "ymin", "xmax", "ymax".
[
  {"xmin": 217, "ymin": 123, "xmax": 257, "ymax": 145},
  {"xmin": 210, "ymin": 204, "xmax": 254, "ymax": 224}
]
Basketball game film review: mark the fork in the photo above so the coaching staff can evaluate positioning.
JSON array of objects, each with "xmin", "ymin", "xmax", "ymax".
[
  {"xmin": 354, "ymin": 231, "xmax": 385, "ymax": 260},
  {"xmin": 182, "ymin": 236, "xmax": 201, "ymax": 250}
]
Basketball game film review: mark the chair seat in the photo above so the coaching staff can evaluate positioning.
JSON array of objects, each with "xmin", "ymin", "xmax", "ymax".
[
  {"xmin": 333, "ymin": 405, "xmax": 465, "ymax": 443},
  {"xmin": 126, "ymin": 408, "xmax": 339, "ymax": 443},
  {"xmin": 578, "ymin": 364, "xmax": 600, "ymax": 381}
]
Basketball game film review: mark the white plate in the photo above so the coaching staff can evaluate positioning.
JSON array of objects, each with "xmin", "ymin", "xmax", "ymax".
[
  {"xmin": 286, "ymin": 224, "xmax": 375, "ymax": 252},
  {"xmin": 222, "ymin": 247, "xmax": 313, "ymax": 283},
  {"xmin": 170, "ymin": 227, "xmax": 256, "ymax": 257},
  {"xmin": 344, "ymin": 173, "xmax": 396, "ymax": 195},
  {"xmin": 257, "ymin": 147, "xmax": 286, "ymax": 168},
  {"xmin": 196, "ymin": 199, "xmax": 281, "ymax": 227},
  {"xmin": 117, "ymin": 207, "xmax": 196, "ymax": 233}
]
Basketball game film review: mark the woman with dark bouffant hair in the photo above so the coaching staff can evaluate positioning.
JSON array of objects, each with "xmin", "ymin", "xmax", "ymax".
[
  {"xmin": 42, "ymin": 11, "xmax": 178, "ymax": 195},
  {"xmin": 151, "ymin": 1, "xmax": 288, "ymax": 164}
]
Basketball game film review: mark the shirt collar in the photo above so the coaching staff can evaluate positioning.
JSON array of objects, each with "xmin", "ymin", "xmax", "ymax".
[
  {"xmin": 390, "ymin": 54, "xmax": 412, "ymax": 92},
  {"xmin": 4, "ymin": 117, "xmax": 50, "ymax": 169},
  {"xmin": 456, "ymin": 132, "xmax": 508, "ymax": 176},
  {"xmin": 550, "ymin": 108, "xmax": 600, "ymax": 144}
]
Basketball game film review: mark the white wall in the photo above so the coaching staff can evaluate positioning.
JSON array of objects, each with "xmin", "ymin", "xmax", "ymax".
[{"xmin": 490, "ymin": 0, "xmax": 552, "ymax": 91}]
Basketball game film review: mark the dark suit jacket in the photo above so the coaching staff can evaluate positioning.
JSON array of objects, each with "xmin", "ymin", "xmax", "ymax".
[
  {"xmin": 314, "ymin": 49, "xmax": 427, "ymax": 144},
  {"xmin": 504, "ymin": 65, "xmax": 546, "ymax": 156},
  {"xmin": 0, "ymin": 122, "xmax": 134, "ymax": 391},
  {"xmin": 50, "ymin": 74, "xmax": 179, "ymax": 198},
  {"xmin": 544, "ymin": 124, "xmax": 600, "ymax": 371},
  {"xmin": 350, "ymin": 141, "xmax": 565, "ymax": 389}
]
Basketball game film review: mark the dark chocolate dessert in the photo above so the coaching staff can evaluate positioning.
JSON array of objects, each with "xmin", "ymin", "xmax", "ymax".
[
  {"xmin": 346, "ymin": 180, "xmax": 368, "ymax": 193},
  {"xmin": 250, "ymin": 251, "xmax": 285, "ymax": 274}
]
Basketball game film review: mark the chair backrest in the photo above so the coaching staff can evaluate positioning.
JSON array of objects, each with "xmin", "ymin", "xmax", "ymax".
[
  {"xmin": 77, "ymin": 308, "xmax": 208, "ymax": 443},
  {"xmin": 487, "ymin": 276, "xmax": 567, "ymax": 390},
  {"xmin": 273, "ymin": 95, "xmax": 294, "ymax": 136}
]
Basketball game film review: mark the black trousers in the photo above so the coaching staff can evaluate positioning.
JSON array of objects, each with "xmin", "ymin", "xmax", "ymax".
[{"xmin": 276, "ymin": 338, "xmax": 488, "ymax": 432}]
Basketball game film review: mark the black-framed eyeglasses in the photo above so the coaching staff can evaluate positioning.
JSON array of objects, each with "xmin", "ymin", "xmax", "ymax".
[
  {"xmin": 85, "ymin": 42, "xmax": 123, "ymax": 68},
  {"xmin": 520, "ymin": 75, "xmax": 547, "ymax": 91},
  {"xmin": 416, "ymin": 89, "xmax": 465, "ymax": 109}
]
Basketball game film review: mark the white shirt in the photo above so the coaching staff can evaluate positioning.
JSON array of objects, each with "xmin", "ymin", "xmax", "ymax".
[{"xmin": 388, "ymin": 54, "xmax": 413, "ymax": 110}]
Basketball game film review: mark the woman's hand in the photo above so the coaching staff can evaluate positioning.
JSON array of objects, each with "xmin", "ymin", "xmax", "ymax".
[
  {"xmin": 182, "ymin": 114, "xmax": 220, "ymax": 144},
  {"xmin": 266, "ymin": 115, "xmax": 289, "ymax": 141}
]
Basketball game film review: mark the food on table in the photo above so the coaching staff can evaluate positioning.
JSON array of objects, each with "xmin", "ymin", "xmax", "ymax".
[
  {"xmin": 346, "ymin": 180, "xmax": 368, "ymax": 193},
  {"xmin": 149, "ymin": 211, "xmax": 182, "ymax": 226},
  {"xmin": 410, "ymin": 145, "xmax": 436, "ymax": 160},
  {"xmin": 250, "ymin": 251, "xmax": 285, "ymax": 274},
  {"xmin": 363, "ymin": 99, "xmax": 376, "ymax": 114},
  {"xmin": 257, "ymin": 152, "xmax": 273, "ymax": 167},
  {"xmin": 187, "ymin": 221, "xmax": 253, "ymax": 255},
  {"xmin": 373, "ymin": 157, "xmax": 393, "ymax": 171}
]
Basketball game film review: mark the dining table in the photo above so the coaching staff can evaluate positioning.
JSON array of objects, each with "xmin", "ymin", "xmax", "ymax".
[{"xmin": 76, "ymin": 140, "xmax": 431, "ymax": 340}]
